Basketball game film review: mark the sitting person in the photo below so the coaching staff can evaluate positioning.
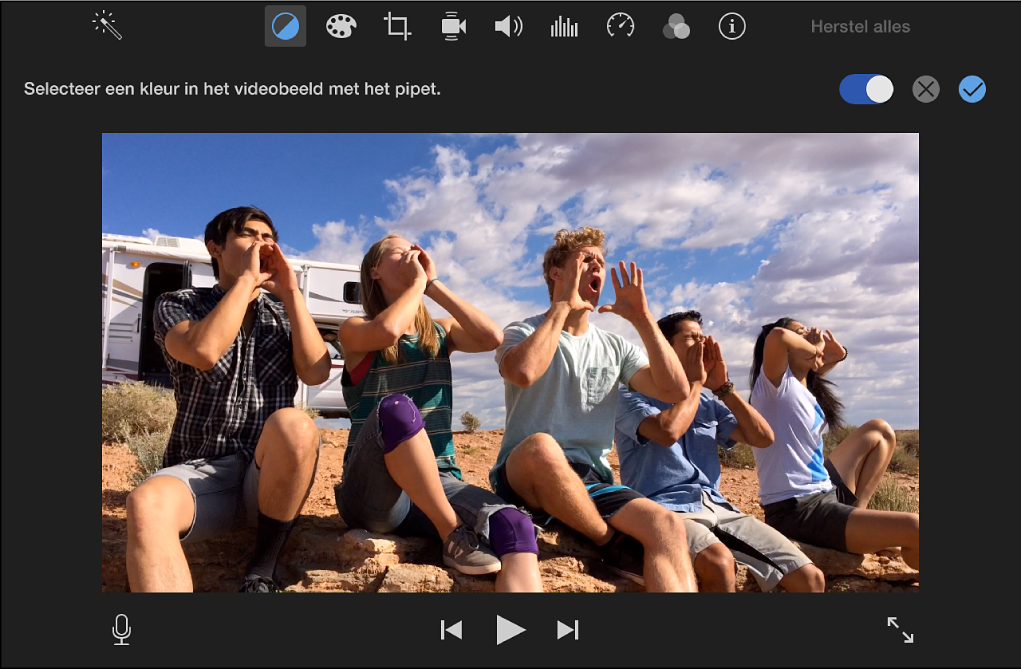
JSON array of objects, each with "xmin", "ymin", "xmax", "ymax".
[
  {"xmin": 615, "ymin": 311, "xmax": 825, "ymax": 592},
  {"xmin": 490, "ymin": 226, "xmax": 697, "ymax": 592},
  {"xmin": 127, "ymin": 206, "xmax": 328, "ymax": 592},
  {"xmin": 334, "ymin": 234, "xmax": 543, "ymax": 591},
  {"xmin": 749, "ymin": 317, "xmax": 919, "ymax": 569}
]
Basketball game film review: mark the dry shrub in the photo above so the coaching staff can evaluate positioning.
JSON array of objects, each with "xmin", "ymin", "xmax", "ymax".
[
  {"xmin": 896, "ymin": 429, "xmax": 919, "ymax": 458},
  {"xmin": 719, "ymin": 443, "xmax": 757, "ymax": 469},
  {"xmin": 299, "ymin": 404, "xmax": 321, "ymax": 421},
  {"xmin": 460, "ymin": 411, "xmax": 481, "ymax": 434},
  {"xmin": 888, "ymin": 446, "xmax": 919, "ymax": 474},
  {"xmin": 102, "ymin": 382, "xmax": 177, "ymax": 442},
  {"xmin": 868, "ymin": 475, "xmax": 919, "ymax": 513},
  {"xmin": 127, "ymin": 428, "xmax": 171, "ymax": 487}
]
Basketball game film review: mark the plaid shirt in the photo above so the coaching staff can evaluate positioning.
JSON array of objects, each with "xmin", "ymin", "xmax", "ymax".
[{"xmin": 153, "ymin": 285, "xmax": 297, "ymax": 467}]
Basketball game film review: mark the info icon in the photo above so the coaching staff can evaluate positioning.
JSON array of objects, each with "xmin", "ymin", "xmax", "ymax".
[
  {"xmin": 266, "ymin": 5, "xmax": 306, "ymax": 47},
  {"xmin": 719, "ymin": 12, "xmax": 746, "ymax": 40}
]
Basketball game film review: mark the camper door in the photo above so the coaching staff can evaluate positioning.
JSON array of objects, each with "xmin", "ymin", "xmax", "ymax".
[{"xmin": 103, "ymin": 252, "xmax": 150, "ymax": 382}]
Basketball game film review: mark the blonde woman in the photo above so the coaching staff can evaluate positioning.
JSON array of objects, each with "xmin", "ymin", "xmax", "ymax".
[{"xmin": 334, "ymin": 234, "xmax": 543, "ymax": 592}]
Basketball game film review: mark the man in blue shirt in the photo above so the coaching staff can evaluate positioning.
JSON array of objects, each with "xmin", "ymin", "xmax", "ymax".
[{"xmin": 614, "ymin": 311, "xmax": 825, "ymax": 592}]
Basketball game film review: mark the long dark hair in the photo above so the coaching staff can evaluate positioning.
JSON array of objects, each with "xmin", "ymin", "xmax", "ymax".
[{"xmin": 750, "ymin": 317, "xmax": 845, "ymax": 430}]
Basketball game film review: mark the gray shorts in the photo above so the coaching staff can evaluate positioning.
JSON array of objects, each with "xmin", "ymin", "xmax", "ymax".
[
  {"xmin": 336, "ymin": 401, "xmax": 530, "ymax": 547},
  {"xmin": 679, "ymin": 491, "xmax": 813, "ymax": 592},
  {"xmin": 152, "ymin": 436, "xmax": 321, "ymax": 543},
  {"xmin": 762, "ymin": 458, "xmax": 857, "ymax": 552}
]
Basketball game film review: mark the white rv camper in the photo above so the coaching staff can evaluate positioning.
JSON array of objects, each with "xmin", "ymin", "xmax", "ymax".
[{"xmin": 101, "ymin": 233, "xmax": 364, "ymax": 418}]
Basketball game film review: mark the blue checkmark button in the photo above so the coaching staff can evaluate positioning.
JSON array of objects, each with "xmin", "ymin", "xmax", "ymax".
[{"xmin": 959, "ymin": 75, "xmax": 986, "ymax": 103}]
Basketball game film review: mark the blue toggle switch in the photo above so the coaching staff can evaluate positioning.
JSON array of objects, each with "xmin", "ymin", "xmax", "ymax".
[{"xmin": 840, "ymin": 74, "xmax": 895, "ymax": 104}]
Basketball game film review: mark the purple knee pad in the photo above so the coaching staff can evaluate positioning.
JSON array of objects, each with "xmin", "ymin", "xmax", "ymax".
[
  {"xmin": 378, "ymin": 394, "xmax": 425, "ymax": 453},
  {"xmin": 488, "ymin": 508, "xmax": 538, "ymax": 557}
]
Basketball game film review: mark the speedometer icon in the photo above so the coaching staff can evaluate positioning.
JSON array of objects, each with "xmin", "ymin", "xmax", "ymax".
[{"xmin": 607, "ymin": 12, "xmax": 635, "ymax": 37}]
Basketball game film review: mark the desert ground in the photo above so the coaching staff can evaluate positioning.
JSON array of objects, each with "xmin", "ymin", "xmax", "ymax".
[{"xmin": 102, "ymin": 428, "xmax": 919, "ymax": 593}]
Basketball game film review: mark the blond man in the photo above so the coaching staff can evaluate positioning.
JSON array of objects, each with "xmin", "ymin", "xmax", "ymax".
[{"xmin": 489, "ymin": 227, "xmax": 698, "ymax": 592}]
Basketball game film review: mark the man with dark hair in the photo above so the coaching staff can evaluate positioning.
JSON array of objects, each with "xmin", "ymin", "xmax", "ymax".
[
  {"xmin": 203, "ymin": 206, "xmax": 280, "ymax": 280},
  {"xmin": 125, "ymin": 206, "xmax": 331, "ymax": 592},
  {"xmin": 614, "ymin": 310, "xmax": 827, "ymax": 592}
]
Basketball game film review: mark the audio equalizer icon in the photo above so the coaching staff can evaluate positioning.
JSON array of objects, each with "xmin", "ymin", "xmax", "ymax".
[{"xmin": 551, "ymin": 16, "xmax": 578, "ymax": 37}]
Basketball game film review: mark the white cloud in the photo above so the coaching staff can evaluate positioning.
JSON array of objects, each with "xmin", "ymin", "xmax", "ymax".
[
  {"xmin": 289, "ymin": 220, "xmax": 370, "ymax": 265},
  {"xmin": 306, "ymin": 133, "xmax": 919, "ymax": 429},
  {"xmin": 142, "ymin": 228, "xmax": 161, "ymax": 241}
]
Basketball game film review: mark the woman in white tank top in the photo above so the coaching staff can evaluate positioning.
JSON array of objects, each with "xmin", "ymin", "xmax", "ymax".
[{"xmin": 748, "ymin": 317, "xmax": 919, "ymax": 571}]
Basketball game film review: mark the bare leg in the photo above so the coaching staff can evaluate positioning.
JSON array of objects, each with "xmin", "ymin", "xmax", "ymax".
[
  {"xmin": 693, "ymin": 543, "xmax": 736, "ymax": 592},
  {"xmin": 778, "ymin": 564, "xmax": 826, "ymax": 592},
  {"xmin": 503, "ymin": 434, "xmax": 614, "ymax": 545},
  {"xmin": 125, "ymin": 476, "xmax": 195, "ymax": 592},
  {"xmin": 494, "ymin": 552, "xmax": 543, "ymax": 592},
  {"xmin": 610, "ymin": 498, "xmax": 697, "ymax": 593},
  {"xmin": 827, "ymin": 419, "xmax": 897, "ymax": 509},
  {"xmin": 383, "ymin": 428, "xmax": 459, "ymax": 540},
  {"xmin": 844, "ymin": 508, "xmax": 919, "ymax": 569},
  {"xmin": 254, "ymin": 408, "xmax": 322, "ymax": 520}
]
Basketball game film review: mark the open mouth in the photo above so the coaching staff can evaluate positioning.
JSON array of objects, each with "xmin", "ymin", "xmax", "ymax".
[{"xmin": 588, "ymin": 277, "xmax": 601, "ymax": 293}]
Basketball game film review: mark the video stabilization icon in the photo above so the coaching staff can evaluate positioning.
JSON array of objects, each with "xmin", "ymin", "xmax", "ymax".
[{"xmin": 442, "ymin": 12, "xmax": 466, "ymax": 41}]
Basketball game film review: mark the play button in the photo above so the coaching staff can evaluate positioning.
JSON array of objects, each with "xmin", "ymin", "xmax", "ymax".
[{"xmin": 496, "ymin": 616, "xmax": 526, "ymax": 645}]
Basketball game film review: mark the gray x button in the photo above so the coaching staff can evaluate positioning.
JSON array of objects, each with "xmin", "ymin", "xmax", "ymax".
[{"xmin": 913, "ymin": 76, "xmax": 939, "ymax": 103}]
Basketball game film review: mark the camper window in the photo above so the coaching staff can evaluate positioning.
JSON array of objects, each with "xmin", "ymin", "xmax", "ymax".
[{"xmin": 343, "ymin": 282, "xmax": 360, "ymax": 304}]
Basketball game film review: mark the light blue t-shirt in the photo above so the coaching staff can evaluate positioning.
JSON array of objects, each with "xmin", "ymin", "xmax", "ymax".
[
  {"xmin": 749, "ymin": 365, "xmax": 834, "ymax": 505},
  {"xmin": 491, "ymin": 314, "xmax": 649, "ymax": 485},
  {"xmin": 615, "ymin": 386, "xmax": 739, "ymax": 513}
]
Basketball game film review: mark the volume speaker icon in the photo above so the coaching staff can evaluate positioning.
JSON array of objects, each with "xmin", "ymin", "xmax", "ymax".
[{"xmin": 495, "ymin": 15, "xmax": 523, "ymax": 37}]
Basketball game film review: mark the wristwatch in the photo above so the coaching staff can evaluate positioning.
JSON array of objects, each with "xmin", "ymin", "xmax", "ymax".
[{"xmin": 712, "ymin": 381, "xmax": 735, "ymax": 399}]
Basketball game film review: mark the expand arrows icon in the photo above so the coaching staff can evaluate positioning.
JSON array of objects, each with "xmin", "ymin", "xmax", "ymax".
[{"xmin": 887, "ymin": 616, "xmax": 913, "ymax": 643}]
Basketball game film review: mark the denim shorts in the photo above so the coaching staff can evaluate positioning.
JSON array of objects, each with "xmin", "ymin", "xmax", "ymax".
[
  {"xmin": 152, "ymin": 433, "xmax": 322, "ymax": 544},
  {"xmin": 335, "ymin": 400, "xmax": 530, "ymax": 546}
]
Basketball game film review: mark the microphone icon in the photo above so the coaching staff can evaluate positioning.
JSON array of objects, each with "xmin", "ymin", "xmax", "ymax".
[{"xmin": 112, "ymin": 614, "xmax": 131, "ymax": 645}]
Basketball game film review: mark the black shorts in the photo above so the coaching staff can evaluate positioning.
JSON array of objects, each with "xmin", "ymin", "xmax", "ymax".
[
  {"xmin": 492, "ymin": 459, "xmax": 644, "ymax": 527},
  {"xmin": 761, "ymin": 459, "xmax": 859, "ymax": 552}
]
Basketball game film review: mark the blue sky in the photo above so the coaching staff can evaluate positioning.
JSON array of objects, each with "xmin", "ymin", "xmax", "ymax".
[
  {"xmin": 102, "ymin": 133, "xmax": 920, "ymax": 430},
  {"xmin": 102, "ymin": 133, "xmax": 446, "ymax": 244}
]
